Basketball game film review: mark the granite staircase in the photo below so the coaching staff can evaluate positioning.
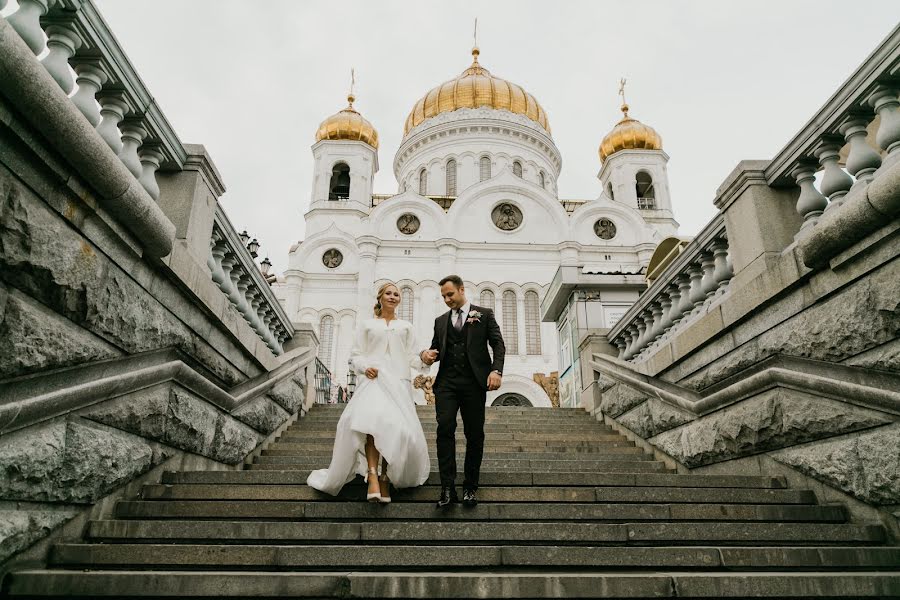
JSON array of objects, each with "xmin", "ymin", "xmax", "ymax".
[{"xmin": 4, "ymin": 405, "xmax": 900, "ymax": 598}]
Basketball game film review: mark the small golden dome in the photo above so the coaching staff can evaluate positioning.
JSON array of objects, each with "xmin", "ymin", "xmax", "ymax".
[
  {"xmin": 403, "ymin": 48, "xmax": 551, "ymax": 137},
  {"xmin": 599, "ymin": 103, "xmax": 662, "ymax": 162},
  {"xmin": 315, "ymin": 94, "xmax": 379, "ymax": 149}
]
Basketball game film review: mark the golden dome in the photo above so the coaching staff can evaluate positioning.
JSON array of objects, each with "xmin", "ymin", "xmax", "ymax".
[
  {"xmin": 315, "ymin": 94, "xmax": 379, "ymax": 149},
  {"xmin": 403, "ymin": 48, "xmax": 551, "ymax": 137},
  {"xmin": 599, "ymin": 103, "xmax": 662, "ymax": 162}
]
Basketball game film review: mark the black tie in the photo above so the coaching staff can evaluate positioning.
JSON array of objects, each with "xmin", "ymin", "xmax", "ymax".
[{"xmin": 454, "ymin": 309, "xmax": 464, "ymax": 332}]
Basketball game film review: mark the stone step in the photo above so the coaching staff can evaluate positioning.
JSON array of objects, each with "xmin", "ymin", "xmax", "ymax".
[
  {"xmin": 138, "ymin": 484, "xmax": 816, "ymax": 505},
  {"xmin": 162, "ymin": 470, "xmax": 788, "ymax": 489},
  {"xmin": 293, "ymin": 420, "xmax": 611, "ymax": 430},
  {"xmin": 86, "ymin": 519, "xmax": 887, "ymax": 546},
  {"xmin": 113, "ymin": 500, "xmax": 848, "ymax": 522},
  {"xmin": 47, "ymin": 543, "xmax": 900, "ymax": 570},
  {"xmin": 254, "ymin": 450, "xmax": 652, "ymax": 463},
  {"xmin": 9, "ymin": 570, "xmax": 900, "ymax": 598},
  {"xmin": 278, "ymin": 431, "xmax": 628, "ymax": 442},
  {"xmin": 245, "ymin": 461, "xmax": 671, "ymax": 473},
  {"xmin": 267, "ymin": 441, "xmax": 638, "ymax": 453}
]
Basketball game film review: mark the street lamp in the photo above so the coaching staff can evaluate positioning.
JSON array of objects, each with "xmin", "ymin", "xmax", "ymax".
[
  {"xmin": 239, "ymin": 230, "xmax": 250, "ymax": 246},
  {"xmin": 260, "ymin": 257, "xmax": 272, "ymax": 276},
  {"xmin": 248, "ymin": 238, "xmax": 260, "ymax": 258}
]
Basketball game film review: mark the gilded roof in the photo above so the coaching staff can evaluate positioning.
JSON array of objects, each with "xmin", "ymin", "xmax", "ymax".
[
  {"xmin": 599, "ymin": 103, "xmax": 662, "ymax": 162},
  {"xmin": 315, "ymin": 94, "xmax": 379, "ymax": 149},
  {"xmin": 403, "ymin": 48, "xmax": 551, "ymax": 137}
]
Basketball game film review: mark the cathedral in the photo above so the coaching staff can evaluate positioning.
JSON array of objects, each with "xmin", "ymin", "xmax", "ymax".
[{"xmin": 274, "ymin": 47, "xmax": 679, "ymax": 406}]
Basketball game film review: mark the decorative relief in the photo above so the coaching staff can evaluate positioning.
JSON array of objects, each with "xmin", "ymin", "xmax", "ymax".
[
  {"xmin": 397, "ymin": 213, "xmax": 420, "ymax": 235},
  {"xmin": 594, "ymin": 218, "xmax": 617, "ymax": 240},
  {"xmin": 534, "ymin": 371, "xmax": 560, "ymax": 408},
  {"xmin": 322, "ymin": 249, "xmax": 343, "ymax": 269},
  {"xmin": 492, "ymin": 202, "xmax": 523, "ymax": 231}
]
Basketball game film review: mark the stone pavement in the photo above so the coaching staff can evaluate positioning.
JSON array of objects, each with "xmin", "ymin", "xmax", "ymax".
[{"xmin": 4, "ymin": 405, "xmax": 899, "ymax": 598}]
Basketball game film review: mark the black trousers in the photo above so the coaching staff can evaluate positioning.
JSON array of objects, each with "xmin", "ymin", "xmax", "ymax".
[{"xmin": 434, "ymin": 380, "xmax": 486, "ymax": 490}]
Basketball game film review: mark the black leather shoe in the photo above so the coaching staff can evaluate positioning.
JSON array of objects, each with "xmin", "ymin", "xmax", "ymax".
[
  {"xmin": 462, "ymin": 488, "xmax": 477, "ymax": 507},
  {"xmin": 436, "ymin": 486, "xmax": 457, "ymax": 508}
]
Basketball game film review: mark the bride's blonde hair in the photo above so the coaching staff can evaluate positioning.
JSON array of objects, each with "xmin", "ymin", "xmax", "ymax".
[{"xmin": 374, "ymin": 282, "xmax": 400, "ymax": 317}]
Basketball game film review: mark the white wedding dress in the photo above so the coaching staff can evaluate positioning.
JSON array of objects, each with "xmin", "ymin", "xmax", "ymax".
[{"xmin": 307, "ymin": 318, "xmax": 430, "ymax": 495}]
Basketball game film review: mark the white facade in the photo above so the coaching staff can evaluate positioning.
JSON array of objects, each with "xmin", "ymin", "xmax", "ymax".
[{"xmin": 276, "ymin": 89, "xmax": 678, "ymax": 407}]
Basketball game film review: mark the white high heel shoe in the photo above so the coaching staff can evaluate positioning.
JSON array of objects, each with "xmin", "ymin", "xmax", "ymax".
[
  {"xmin": 378, "ymin": 474, "xmax": 392, "ymax": 504},
  {"xmin": 365, "ymin": 467, "xmax": 381, "ymax": 502}
]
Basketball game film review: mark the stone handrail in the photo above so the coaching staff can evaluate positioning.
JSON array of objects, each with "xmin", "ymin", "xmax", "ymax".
[
  {"xmin": 763, "ymin": 24, "xmax": 899, "ymax": 234},
  {"xmin": 0, "ymin": 345, "xmax": 315, "ymax": 436},
  {"xmin": 209, "ymin": 206, "xmax": 293, "ymax": 355},
  {"xmin": 607, "ymin": 213, "xmax": 731, "ymax": 362}
]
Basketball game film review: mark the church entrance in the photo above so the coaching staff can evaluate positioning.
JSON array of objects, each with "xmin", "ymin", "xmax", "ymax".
[{"xmin": 491, "ymin": 393, "xmax": 532, "ymax": 407}]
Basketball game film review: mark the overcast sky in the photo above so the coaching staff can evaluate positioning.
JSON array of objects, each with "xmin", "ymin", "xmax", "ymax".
[{"xmin": 84, "ymin": 2, "xmax": 900, "ymax": 273}]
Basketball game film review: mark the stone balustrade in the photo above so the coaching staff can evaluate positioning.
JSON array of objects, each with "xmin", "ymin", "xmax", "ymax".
[
  {"xmin": 208, "ymin": 208, "xmax": 291, "ymax": 355},
  {"xmin": 3, "ymin": 0, "xmax": 187, "ymax": 199},
  {"xmin": 609, "ymin": 215, "xmax": 731, "ymax": 362},
  {"xmin": 764, "ymin": 25, "xmax": 900, "ymax": 235}
]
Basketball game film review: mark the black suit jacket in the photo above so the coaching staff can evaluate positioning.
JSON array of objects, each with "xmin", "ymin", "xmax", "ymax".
[{"xmin": 428, "ymin": 304, "xmax": 505, "ymax": 391}]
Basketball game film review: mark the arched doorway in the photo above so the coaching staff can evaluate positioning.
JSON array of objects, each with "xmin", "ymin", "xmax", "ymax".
[{"xmin": 491, "ymin": 393, "xmax": 532, "ymax": 407}]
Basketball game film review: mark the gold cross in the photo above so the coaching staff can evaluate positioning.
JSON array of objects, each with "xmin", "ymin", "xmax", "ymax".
[{"xmin": 618, "ymin": 77, "xmax": 627, "ymax": 105}]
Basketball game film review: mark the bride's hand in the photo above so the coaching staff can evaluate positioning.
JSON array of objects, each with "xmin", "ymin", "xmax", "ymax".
[{"xmin": 365, "ymin": 367, "xmax": 379, "ymax": 379}]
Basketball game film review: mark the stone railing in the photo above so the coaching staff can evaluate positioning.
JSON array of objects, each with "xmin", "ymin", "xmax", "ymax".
[
  {"xmin": 608, "ymin": 214, "xmax": 732, "ymax": 362},
  {"xmin": 764, "ymin": 25, "xmax": 899, "ymax": 246},
  {"xmin": 209, "ymin": 207, "xmax": 292, "ymax": 355}
]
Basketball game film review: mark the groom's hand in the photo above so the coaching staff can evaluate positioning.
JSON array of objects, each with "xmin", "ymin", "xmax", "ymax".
[
  {"xmin": 365, "ymin": 367, "xmax": 379, "ymax": 379},
  {"xmin": 421, "ymin": 349, "xmax": 438, "ymax": 365},
  {"xmin": 487, "ymin": 371, "xmax": 502, "ymax": 391}
]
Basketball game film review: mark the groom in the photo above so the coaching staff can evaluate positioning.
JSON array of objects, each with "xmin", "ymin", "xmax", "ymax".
[{"xmin": 421, "ymin": 275, "xmax": 505, "ymax": 508}]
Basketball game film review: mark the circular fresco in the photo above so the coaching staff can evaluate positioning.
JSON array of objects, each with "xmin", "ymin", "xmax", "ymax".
[
  {"xmin": 491, "ymin": 202, "xmax": 523, "ymax": 231},
  {"xmin": 593, "ymin": 218, "xmax": 617, "ymax": 240},
  {"xmin": 322, "ymin": 248, "xmax": 343, "ymax": 269},
  {"xmin": 397, "ymin": 213, "xmax": 420, "ymax": 235}
]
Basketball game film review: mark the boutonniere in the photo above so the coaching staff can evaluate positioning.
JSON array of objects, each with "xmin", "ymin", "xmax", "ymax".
[{"xmin": 466, "ymin": 310, "xmax": 482, "ymax": 324}]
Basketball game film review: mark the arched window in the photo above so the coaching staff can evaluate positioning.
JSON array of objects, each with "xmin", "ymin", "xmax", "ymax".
[
  {"xmin": 502, "ymin": 290, "xmax": 519, "ymax": 355},
  {"xmin": 607, "ymin": 181, "xmax": 615, "ymax": 201},
  {"xmin": 636, "ymin": 171, "xmax": 656, "ymax": 209},
  {"xmin": 328, "ymin": 163, "xmax": 350, "ymax": 200},
  {"xmin": 512, "ymin": 161, "xmax": 523, "ymax": 178},
  {"xmin": 318, "ymin": 315, "xmax": 335, "ymax": 369},
  {"xmin": 446, "ymin": 159, "xmax": 457, "ymax": 196},
  {"xmin": 479, "ymin": 156, "xmax": 491, "ymax": 181},
  {"xmin": 399, "ymin": 286, "xmax": 414, "ymax": 322},
  {"xmin": 525, "ymin": 290, "xmax": 541, "ymax": 355},
  {"xmin": 479, "ymin": 289, "xmax": 495, "ymax": 312},
  {"xmin": 418, "ymin": 168, "xmax": 428, "ymax": 195},
  {"xmin": 539, "ymin": 171, "xmax": 546, "ymax": 189}
]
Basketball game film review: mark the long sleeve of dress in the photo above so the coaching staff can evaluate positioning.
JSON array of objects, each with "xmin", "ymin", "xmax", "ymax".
[
  {"xmin": 348, "ymin": 320, "xmax": 370, "ymax": 374},
  {"xmin": 405, "ymin": 324, "xmax": 427, "ymax": 373}
]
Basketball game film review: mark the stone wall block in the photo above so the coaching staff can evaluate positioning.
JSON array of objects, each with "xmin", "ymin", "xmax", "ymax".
[
  {"xmin": 650, "ymin": 390, "xmax": 890, "ymax": 468},
  {"xmin": 617, "ymin": 398, "xmax": 695, "ymax": 439},
  {"xmin": 266, "ymin": 378, "xmax": 305, "ymax": 414},
  {"xmin": 232, "ymin": 396, "xmax": 290, "ymax": 435},
  {"xmin": 165, "ymin": 387, "xmax": 219, "ymax": 455},
  {"xmin": 0, "ymin": 509, "xmax": 78, "ymax": 564},
  {"xmin": 209, "ymin": 413, "xmax": 262, "ymax": 464},
  {"xmin": 0, "ymin": 420, "xmax": 164, "ymax": 503},
  {"xmin": 599, "ymin": 383, "xmax": 649, "ymax": 418},
  {"xmin": 0, "ymin": 282, "xmax": 121, "ymax": 379},
  {"xmin": 772, "ymin": 423, "xmax": 900, "ymax": 505}
]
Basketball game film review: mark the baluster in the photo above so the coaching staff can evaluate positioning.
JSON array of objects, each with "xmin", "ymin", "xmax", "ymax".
[
  {"xmin": 70, "ymin": 61, "xmax": 108, "ymax": 126},
  {"xmin": 234, "ymin": 271, "xmax": 257, "ymax": 327},
  {"xmin": 7, "ymin": 0, "xmax": 52, "ymax": 55},
  {"xmin": 96, "ymin": 94, "xmax": 128, "ymax": 154},
  {"xmin": 814, "ymin": 139, "xmax": 853, "ymax": 211},
  {"xmin": 660, "ymin": 285, "xmax": 677, "ymax": 335},
  {"xmin": 840, "ymin": 116, "xmax": 881, "ymax": 186},
  {"xmin": 790, "ymin": 163, "xmax": 827, "ymax": 231},
  {"xmin": 614, "ymin": 338, "xmax": 627, "ymax": 360},
  {"xmin": 711, "ymin": 239, "xmax": 732, "ymax": 291},
  {"xmin": 687, "ymin": 262, "xmax": 706, "ymax": 309},
  {"xmin": 118, "ymin": 120, "xmax": 147, "ymax": 179},
  {"xmin": 39, "ymin": 23, "xmax": 81, "ymax": 93},
  {"xmin": 868, "ymin": 87, "xmax": 900, "ymax": 166},
  {"xmin": 219, "ymin": 254, "xmax": 244, "ymax": 308},
  {"xmin": 209, "ymin": 237, "xmax": 228, "ymax": 286},
  {"xmin": 138, "ymin": 146, "xmax": 164, "ymax": 200},
  {"xmin": 700, "ymin": 251, "xmax": 717, "ymax": 300},
  {"xmin": 653, "ymin": 297, "xmax": 670, "ymax": 342},
  {"xmin": 674, "ymin": 273, "xmax": 693, "ymax": 326},
  {"xmin": 634, "ymin": 316, "xmax": 648, "ymax": 356},
  {"xmin": 623, "ymin": 325, "xmax": 639, "ymax": 360}
]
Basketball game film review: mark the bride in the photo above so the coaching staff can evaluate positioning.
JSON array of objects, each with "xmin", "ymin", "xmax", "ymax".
[{"xmin": 307, "ymin": 283, "xmax": 430, "ymax": 502}]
